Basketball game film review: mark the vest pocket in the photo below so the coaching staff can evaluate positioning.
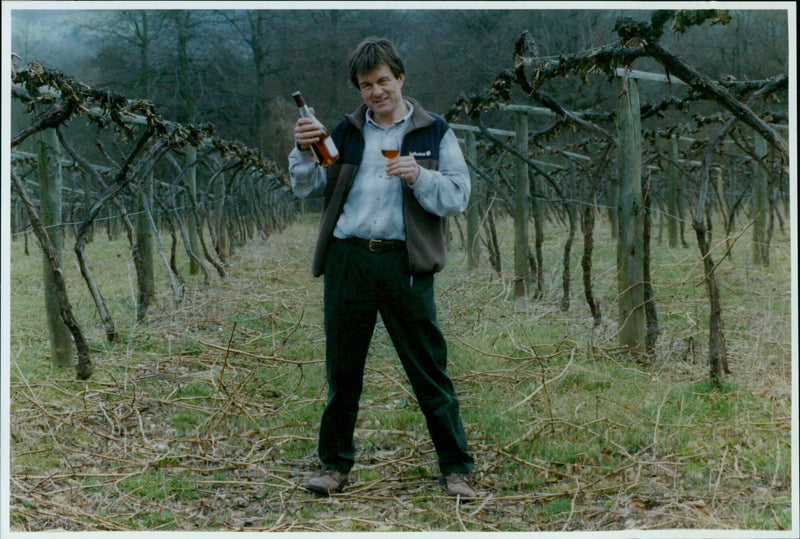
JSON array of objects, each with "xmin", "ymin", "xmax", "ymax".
[{"xmin": 415, "ymin": 158, "xmax": 439, "ymax": 172}]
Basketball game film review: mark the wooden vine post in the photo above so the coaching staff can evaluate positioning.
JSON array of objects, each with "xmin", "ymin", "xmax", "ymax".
[
  {"xmin": 513, "ymin": 111, "xmax": 531, "ymax": 297},
  {"xmin": 450, "ymin": 122, "xmax": 516, "ymax": 274},
  {"xmin": 615, "ymin": 74, "xmax": 646, "ymax": 356},
  {"xmin": 666, "ymin": 134, "xmax": 680, "ymax": 248},
  {"xmin": 38, "ymin": 129, "xmax": 74, "ymax": 367},
  {"xmin": 464, "ymin": 130, "xmax": 481, "ymax": 270},
  {"xmin": 186, "ymin": 144, "xmax": 201, "ymax": 275},
  {"xmin": 214, "ymin": 168, "xmax": 228, "ymax": 258},
  {"xmin": 752, "ymin": 133, "xmax": 769, "ymax": 266},
  {"xmin": 12, "ymin": 168, "xmax": 94, "ymax": 380},
  {"xmin": 136, "ymin": 172, "xmax": 156, "ymax": 320}
]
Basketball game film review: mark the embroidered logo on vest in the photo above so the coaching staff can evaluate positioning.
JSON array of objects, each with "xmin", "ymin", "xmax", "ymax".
[{"xmin": 409, "ymin": 150, "xmax": 432, "ymax": 157}]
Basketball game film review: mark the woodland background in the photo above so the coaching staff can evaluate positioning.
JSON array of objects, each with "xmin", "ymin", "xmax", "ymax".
[{"xmin": 9, "ymin": 7, "xmax": 790, "ymax": 164}]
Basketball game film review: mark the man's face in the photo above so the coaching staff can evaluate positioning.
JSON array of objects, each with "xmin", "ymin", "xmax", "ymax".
[{"xmin": 356, "ymin": 64, "xmax": 405, "ymax": 125}]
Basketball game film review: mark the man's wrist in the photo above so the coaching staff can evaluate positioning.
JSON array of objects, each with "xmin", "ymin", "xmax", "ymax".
[
  {"xmin": 405, "ymin": 163, "xmax": 421, "ymax": 185},
  {"xmin": 409, "ymin": 165, "xmax": 432, "ymax": 190}
]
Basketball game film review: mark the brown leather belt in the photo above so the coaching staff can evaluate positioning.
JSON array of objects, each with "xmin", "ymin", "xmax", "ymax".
[{"xmin": 342, "ymin": 237, "xmax": 406, "ymax": 253}]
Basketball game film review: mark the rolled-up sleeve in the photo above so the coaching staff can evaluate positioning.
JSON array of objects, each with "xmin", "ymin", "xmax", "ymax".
[
  {"xmin": 409, "ymin": 128, "xmax": 470, "ymax": 217},
  {"xmin": 288, "ymin": 146, "xmax": 327, "ymax": 198}
]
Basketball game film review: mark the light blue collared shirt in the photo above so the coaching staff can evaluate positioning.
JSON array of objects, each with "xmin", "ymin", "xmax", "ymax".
[{"xmin": 288, "ymin": 100, "xmax": 470, "ymax": 241}]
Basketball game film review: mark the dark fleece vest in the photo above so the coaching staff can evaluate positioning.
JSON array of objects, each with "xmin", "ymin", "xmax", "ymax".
[{"xmin": 310, "ymin": 97, "xmax": 451, "ymax": 277}]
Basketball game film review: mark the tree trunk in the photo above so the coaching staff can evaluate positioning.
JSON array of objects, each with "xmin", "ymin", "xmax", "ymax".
[
  {"xmin": 581, "ymin": 201, "xmax": 602, "ymax": 326},
  {"xmin": 180, "ymin": 161, "xmax": 226, "ymax": 279},
  {"xmin": 68, "ymin": 127, "xmax": 152, "ymax": 339},
  {"xmin": 714, "ymin": 166, "xmax": 733, "ymax": 250},
  {"xmin": 249, "ymin": 11, "xmax": 271, "ymax": 153},
  {"xmin": 131, "ymin": 10, "xmax": 156, "ymax": 317},
  {"xmin": 643, "ymin": 171, "xmax": 659, "ymax": 356},
  {"xmin": 136, "ymin": 174, "xmax": 156, "ymax": 321},
  {"xmin": 74, "ymin": 240, "xmax": 117, "ymax": 343},
  {"xmin": 186, "ymin": 145, "xmax": 201, "ymax": 275},
  {"xmin": 12, "ymin": 169, "xmax": 92, "ymax": 379},
  {"xmin": 560, "ymin": 162, "xmax": 578, "ymax": 311},
  {"xmin": 37, "ymin": 130, "xmax": 74, "ymax": 368},
  {"xmin": 213, "ymin": 168, "xmax": 229, "ymax": 261},
  {"xmin": 752, "ymin": 133, "xmax": 769, "ymax": 265},
  {"xmin": 606, "ymin": 176, "xmax": 618, "ymax": 240},
  {"xmin": 616, "ymin": 76, "xmax": 646, "ymax": 356},
  {"xmin": 694, "ymin": 223, "xmax": 728, "ymax": 387},
  {"xmin": 532, "ymin": 180, "xmax": 545, "ymax": 298},
  {"xmin": 483, "ymin": 203, "xmax": 502, "ymax": 275},
  {"xmin": 514, "ymin": 112, "xmax": 531, "ymax": 297},
  {"xmin": 695, "ymin": 114, "xmax": 735, "ymax": 388},
  {"xmin": 174, "ymin": 11, "xmax": 197, "ymax": 124},
  {"xmin": 666, "ymin": 134, "xmax": 679, "ymax": 248},
  {"xmin": 162, "ymin": 193, "xmax": 209, "ymax": 285},
  {"xmin": 57, "ymin": 127, "xmax": 152, "ymax": 327},
  {"xmin": 137, "ymin": 181, "xmax": 184, "ymax": 302}
]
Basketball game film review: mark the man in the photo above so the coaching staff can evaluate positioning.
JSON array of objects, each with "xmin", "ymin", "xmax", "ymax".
[{"xmin": 288, "ymin": 37, "xmax": 476, "ymax": 498}]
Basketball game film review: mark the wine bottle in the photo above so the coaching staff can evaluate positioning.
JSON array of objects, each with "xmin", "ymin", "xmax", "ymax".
[{"xmin": 292, "ymin": 91, "xmax": 339, "ymax": 167}]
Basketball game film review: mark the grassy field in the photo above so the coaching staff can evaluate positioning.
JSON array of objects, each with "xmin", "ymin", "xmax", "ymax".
[{"xmin": 6, "ymin": 212, "xmax": 795, "ymax": 533}]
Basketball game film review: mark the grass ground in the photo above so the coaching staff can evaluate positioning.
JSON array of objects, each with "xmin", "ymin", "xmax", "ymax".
[{"xmin": 6, "ymin": 212, "xmax": 795, "ymax": 533}]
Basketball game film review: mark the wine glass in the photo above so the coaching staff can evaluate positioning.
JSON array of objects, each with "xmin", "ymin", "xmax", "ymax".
[{"xmin": 380, "ymin": 131, "xmax": 400, "ymax": 179}]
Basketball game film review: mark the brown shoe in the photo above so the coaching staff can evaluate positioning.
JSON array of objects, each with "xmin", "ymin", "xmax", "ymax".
[
  {"xmin": 306, "ymin": 469, "xmax": 349, "ymax": 496},
  {"xmin": 439, "ymin": 472, "xmax": 477, "ymax": 498}
]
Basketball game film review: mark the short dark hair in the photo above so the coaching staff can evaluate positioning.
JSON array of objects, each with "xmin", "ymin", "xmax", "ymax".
[{"xmin": 348, "ymin": 37, "xmax": 405, "ymax": 88}]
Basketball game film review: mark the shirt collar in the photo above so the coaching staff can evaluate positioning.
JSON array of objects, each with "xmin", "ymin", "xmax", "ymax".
[{"xmin": 366, "ymin": 100, "xmax": 414, "ymax": 130}]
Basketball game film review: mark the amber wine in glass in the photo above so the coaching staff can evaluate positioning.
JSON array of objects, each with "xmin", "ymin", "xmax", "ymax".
[{"xmin": 380, "ymin": 132, "xmax": 400, "ymax": 178}]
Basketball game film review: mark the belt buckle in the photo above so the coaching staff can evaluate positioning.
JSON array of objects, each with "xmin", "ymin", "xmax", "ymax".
[{"xmin": 368, "ymin": 239, "xmax": 382, "ymax": 252}]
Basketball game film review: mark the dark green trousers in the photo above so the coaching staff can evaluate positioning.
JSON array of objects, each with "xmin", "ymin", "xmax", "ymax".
[{"xmin": 318, "ymin": 239, "xmax": 474, "ymax": 476}]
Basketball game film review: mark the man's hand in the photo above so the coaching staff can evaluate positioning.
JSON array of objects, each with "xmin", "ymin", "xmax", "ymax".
[
  {"xmin": 385, "ymin": 156, "xmax": 421, "ymax": 184},
  {"xmin": 294, "ymin": 115, "xmax": 322, "ymax": 151}
]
